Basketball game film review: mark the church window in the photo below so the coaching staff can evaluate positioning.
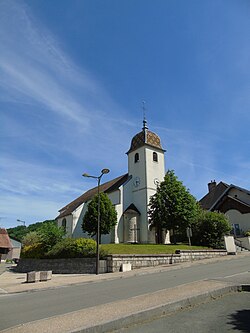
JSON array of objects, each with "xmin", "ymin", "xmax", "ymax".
[
  {"xmin": 135, "ymin": 153, "xmax": 139, "ymax": 163},
  {"xmin": 153, "ymin": 152, "xmax": 158, "ymax": 162},
  {"xmin": 62, "ymin": 218, "xmax": 67, "ymax": 231}
]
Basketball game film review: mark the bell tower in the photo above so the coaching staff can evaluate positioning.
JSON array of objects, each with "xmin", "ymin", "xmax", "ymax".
[{"xmin": 126, "ymin": 119, "xmax": 166, "ymax": 243}]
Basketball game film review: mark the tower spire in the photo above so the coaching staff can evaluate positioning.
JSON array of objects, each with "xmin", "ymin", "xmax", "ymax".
[
  {"xmin": 142, "ymin": 100, "xmax": 148, "ymax": 131},
  {"xmin": 142, "ymin": 100, "xmax": 148, "ymax": 143}
]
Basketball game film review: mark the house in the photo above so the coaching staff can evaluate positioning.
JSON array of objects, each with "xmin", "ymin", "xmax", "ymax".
[
  {"xmin": 199, "ymin": 181, "xmax": 250, "ymax": 235},
  {"xmin": 2, "ymin": 238, "xmax": 21, "ymax": 261},
  {"xmin": 0, "ymin": 228, "xmax": 12, "ymax": 262},
  {"xmin": 56, "ymin": 119, "xmax": 170, "ymax": 244}
]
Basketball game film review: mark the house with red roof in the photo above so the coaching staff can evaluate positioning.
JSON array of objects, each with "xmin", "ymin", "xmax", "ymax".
[{"xmin": 0, "ymin": 228, "xmax": 12, "ymax": 261}]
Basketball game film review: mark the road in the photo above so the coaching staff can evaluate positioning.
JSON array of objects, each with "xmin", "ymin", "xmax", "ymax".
[
  {"xmin": 119, "ymin": 291, "xmax": 250, "ymax": 333},
  {"xmin": 0, "ymin": 255, "xmax": 250, "ymax": 331}
]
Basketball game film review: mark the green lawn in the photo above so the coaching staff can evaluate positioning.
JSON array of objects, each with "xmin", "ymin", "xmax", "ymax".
[{"xmin": 101, "ymin": 243, "xmax": 208, "ymax": 255}]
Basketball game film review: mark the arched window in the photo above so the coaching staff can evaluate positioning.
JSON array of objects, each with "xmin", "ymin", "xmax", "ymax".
[
  {"xmin": 135, "ymin": 153, "xmax": 139, "ymax": 163},
  {"xmin": 62, "ymin": 218, "xmax": 67, "ymax": 231},
  {"xmin": 153, "ymin": 152, "xmax": 158, "ymax": 162}
]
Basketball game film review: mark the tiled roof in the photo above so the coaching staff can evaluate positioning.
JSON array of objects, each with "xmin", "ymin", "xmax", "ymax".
[
  {"xmin": 216, "ymin": 195, "xmax": 250, "ymax": 214},
  {"xmin": 199, "ymin": 182, "xmax": 229, "ymax": 210},
  {"xmin": 199, "ymin": 181, "xmax": 250, "ymax": 211},
  {"xmin": 127, "ymin": 130, "xmax": 165, "ymax": 154},
  {"xmin": 57, "ymin": 173, "xmax": 129, "ymax": 219},
  {"xmin": 0, "ymin": 229, "xmax": 12, "ymax": 249}
]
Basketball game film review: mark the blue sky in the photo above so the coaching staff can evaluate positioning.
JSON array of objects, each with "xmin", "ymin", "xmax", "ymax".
[{"xmin": 1, "ymin": 0, "xmax": 250, "ymax": 229}]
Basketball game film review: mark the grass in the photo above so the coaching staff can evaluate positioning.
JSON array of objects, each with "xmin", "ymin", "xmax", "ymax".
[{"xmin": 100, "ymin": 243, "xmax": 208, "ymax": 255}]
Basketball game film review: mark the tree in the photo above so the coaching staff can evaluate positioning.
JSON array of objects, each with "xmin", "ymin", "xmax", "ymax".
[
  {"xmin": 82, "ymin": 192, "xmax": 117, "ymax": 242},
  {"xmin": 7, "ymin": 219, "xmax": 57, "ymax": 242},
  {"xmin": 148, "ymin": 170, "xmax": 198, "ymax": 243},
  {"xmin": 192, "ymin": 210, "xmax": 231, "ymax": 248},
  {"xmin": 37, "ymin": 221, "xmax": 65, "ymax": 252},
  {"xmin": 7, "ymin": 225, "xmax": 27, "ymax": 242}
]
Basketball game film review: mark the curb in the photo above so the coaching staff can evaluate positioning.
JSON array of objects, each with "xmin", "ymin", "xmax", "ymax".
[{"xmin": 73, "ymin": 285, "xmax": 243, "ymax": 333}]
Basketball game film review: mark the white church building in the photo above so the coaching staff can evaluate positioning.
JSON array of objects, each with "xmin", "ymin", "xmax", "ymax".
[{"xmin": 56, "ymin": 120, "xmax": 169, "ymax": 244}]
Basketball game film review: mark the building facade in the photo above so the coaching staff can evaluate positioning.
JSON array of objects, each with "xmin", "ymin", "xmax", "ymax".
[
  {"xmin": 57, "ymin": 120, "xmax": 169, "ymax": 244},
  {"xmin": 199, "ymin": 181, "xmax": 250, "ymax": 235}
]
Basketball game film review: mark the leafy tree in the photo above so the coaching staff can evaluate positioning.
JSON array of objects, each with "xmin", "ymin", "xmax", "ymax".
[
  {"xmin": 7, "ymin": 219, "xmax": 57, "ymax": 242},
  {"xmin": 82, "ymin": 192, "xmax": 117, "ymax": 242},
  {"xmin": 148, "ymin": 170, "xmax": 198, "ymax": 243},
  {"xmin": 192, "ymin": 210, "xmax": 231, "ymax": 248},
  {"xmin": 37, "ymin": 221, "xmax": 65, "ymax": 252},
  {"xmin": 7, "ymin": 225, "xmax": 27, "ymax": 242}
]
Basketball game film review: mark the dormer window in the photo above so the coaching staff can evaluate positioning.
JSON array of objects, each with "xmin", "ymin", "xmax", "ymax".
[
  {"xmin": 153, "ymin": 152, "xmax": 158, "ymax": 162},
  {"xmin": 135, "ymin": 153, "xmax": 139, "ymax": 163}
]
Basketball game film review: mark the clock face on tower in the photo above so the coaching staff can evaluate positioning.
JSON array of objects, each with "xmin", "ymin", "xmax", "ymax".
[
  {"xmin": 133, "ymin": 176, "xmax": 140, "ymax": 187},
  {"xmin": 154, "ymin": 178, "xmax": 160, "ymax": 186}
]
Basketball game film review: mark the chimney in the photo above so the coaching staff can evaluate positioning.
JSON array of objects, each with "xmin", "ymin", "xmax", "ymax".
[{"xmin": 208, "ymin": 180, "xmax": 216, "ymax": 192}]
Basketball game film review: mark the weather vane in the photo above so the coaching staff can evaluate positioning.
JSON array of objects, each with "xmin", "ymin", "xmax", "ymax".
[
  {"xmin": 142, "ymin": 100, "xmax": 148, "ymax": 131},
  {"xmin": 142, "ymin": 100, "xmax": 146, "ymax": 120}
]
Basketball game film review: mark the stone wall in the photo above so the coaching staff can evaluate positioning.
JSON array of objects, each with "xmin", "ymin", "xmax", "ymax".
[
  {"xmin": 16, "ymin": 250, "xmax": 227, "ymax": 274},
  {"xmin": 15, "ymin": 258, "xmax": 107, "ymax": 274},
  {"xmin": 106, "ymin": 250, "xmax": 227, "ymax": 272}
]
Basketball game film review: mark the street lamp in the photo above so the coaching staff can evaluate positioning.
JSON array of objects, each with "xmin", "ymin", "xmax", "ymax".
[
  {"xmin": 17, "ymin": 219, "xmax": 26, "ymax": 226},
  {"xmin": 82, "ymin": 168, "xmax": 110, "ymax": 275}
]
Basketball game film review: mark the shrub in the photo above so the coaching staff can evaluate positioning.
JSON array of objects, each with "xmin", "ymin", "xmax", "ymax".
[
  {"xmin": 46, "ymin": 238, "xmax": 109, "ymax": 259},
  {"xmin": 244, "ymin": 230, "xmax": 250, "ymax": 237},
  {"xmin": 192, "ymin": 210, "xmax": 231, "ymax": 248},
  {"xmin": 22, "ymin": 231, "xmax": 41, "ymax": 247},
  {"xmin": 21, "ymin": 243, "xmax": 46, "ymax": 259}
]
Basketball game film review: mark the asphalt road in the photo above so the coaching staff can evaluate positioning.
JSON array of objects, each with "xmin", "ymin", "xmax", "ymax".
[
  {"xmin": 119, "ymin": 291, "xmax": 250, "ymax": 333},
  {"xmin": 0, "ymin": 255, "xmax": 250, "ymax": 331}
]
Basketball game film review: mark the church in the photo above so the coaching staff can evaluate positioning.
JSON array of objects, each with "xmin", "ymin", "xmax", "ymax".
[{"xmin": 56, "ymin": 119, "xmax": 170, "ymax": 244}]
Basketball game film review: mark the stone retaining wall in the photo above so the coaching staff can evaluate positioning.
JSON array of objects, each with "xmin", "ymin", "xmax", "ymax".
[
  {"xmin": 106, "ymin": 250, "xmax": 227, "ymax": 272},
  {"xmin": 15, "ymin": 258, "xmax": 107, "ymax": 274},
  {"xmin": 16, "ymin": 250, "xmax": 227, "ymax": 274}
]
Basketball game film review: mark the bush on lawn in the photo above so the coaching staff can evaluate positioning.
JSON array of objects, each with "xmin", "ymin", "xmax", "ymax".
[
  {"xmin": 21, "ymin": 243, "xmax": 46, "ymax": 259},
  {"xmin": 46, "ymin": 238, "xmax": 108, "ymax": 259}
]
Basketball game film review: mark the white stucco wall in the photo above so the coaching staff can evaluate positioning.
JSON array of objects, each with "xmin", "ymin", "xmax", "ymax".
[
  {"xmin": 57, "ymin": 215, "xmax": 73, "ymax": 237},
  {"xmin": 225, "ymin": 209, "xmax": 250, "ymax": 233},
  {"xmin": 127, "ymin": 146, "xmax": 165, "ymax": 243}
]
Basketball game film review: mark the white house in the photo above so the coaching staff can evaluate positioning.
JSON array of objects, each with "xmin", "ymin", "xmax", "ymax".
[{"xmin": 56, "ymin": 119, "xmax": 170, "ymax": 244}]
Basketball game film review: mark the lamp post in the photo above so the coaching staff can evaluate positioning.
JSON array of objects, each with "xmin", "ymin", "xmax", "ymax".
[
  {"xmin": 82, "ymin": 168, "xmax": 110, "ymax": 275},
  {"xmin": 17, "ymin": 219, "xmax": 26, "ymax": 226}
]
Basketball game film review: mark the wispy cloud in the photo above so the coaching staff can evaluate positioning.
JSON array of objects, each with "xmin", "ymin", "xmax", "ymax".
[
  {"xmin": 0, "ymin": 1, "xmax": 136, "ymax": 228},
  {"xmin": 0, "ymin": 1, "xmax": 127, "ymax": 131}
]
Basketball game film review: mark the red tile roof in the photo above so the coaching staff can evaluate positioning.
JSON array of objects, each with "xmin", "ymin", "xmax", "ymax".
[
  {"xmin": 56, "ymin": 173, "xmax": 129, "ymax": 219},
  {"xmin": 0, "ymin": 229, "xmax": 12, "ymax": 249}
]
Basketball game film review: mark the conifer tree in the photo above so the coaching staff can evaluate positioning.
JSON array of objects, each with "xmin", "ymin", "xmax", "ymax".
[{"xmin": 82, "ymin": 192, "xmax": 117, "ymax": 242}]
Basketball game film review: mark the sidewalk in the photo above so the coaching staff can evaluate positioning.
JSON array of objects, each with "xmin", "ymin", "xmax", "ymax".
[{"xmin": 0, "ymin": 252, "xmax": 249, "ymax": 294}]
